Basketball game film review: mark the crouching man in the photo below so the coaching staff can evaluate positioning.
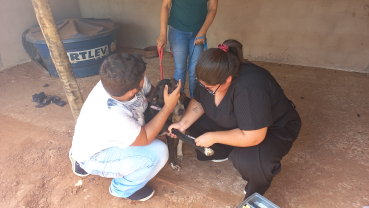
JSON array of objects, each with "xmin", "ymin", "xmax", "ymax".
[{"xmin": 69, "ymin": 53, "xmax": 181, "ymax": 201}]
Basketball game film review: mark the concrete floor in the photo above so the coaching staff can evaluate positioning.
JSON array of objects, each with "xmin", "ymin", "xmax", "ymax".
[{"xmin": 0, "ymin": 49, "xmax": 368, "ymax": 207}]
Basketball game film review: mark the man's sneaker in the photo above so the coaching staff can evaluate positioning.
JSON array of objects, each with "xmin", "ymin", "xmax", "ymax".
[
  {"xmin": 110, "ymin": 186, "xmax": 155, "ymax": 201},
  {"xmin": 69, "ymin": 149, "xmax": 89, "ymax": 177},
  {"xmin": 212, "ymin": 158, "xmax": 228, "ymax": 162}
]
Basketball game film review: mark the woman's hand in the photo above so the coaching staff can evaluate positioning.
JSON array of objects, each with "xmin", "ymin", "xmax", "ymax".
[
  {"xmin": 167, "ymin": 121, "xmax": 186, "ymax": 138},
  {"xmin": 195, "ymin": 132, "xmax": 215, "ymax": 147},
  {"xmin": 157, "ymin": 35, "xmax": 167, "ymax": 50},
  {"xmin": 194, "ymin": 33, "xmax": 206, "ymax": 45},
  {"xmin": 158, "ymin": 0, "xmax": 171, "ymax": 49},
  {"xmin": 194, "ymin": 0, "xmax": 217, "ymax": 45}
]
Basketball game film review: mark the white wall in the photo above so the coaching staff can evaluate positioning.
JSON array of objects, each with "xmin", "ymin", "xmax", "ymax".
[
  {"xmin": 0, "ymin": 0, "xmax": 81, "ymax": 70},
  {"xmin": 77, "ymin": 0, "xmax": 369, "ymax": 73}
]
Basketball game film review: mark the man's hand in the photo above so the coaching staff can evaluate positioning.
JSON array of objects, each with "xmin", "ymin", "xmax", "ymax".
[
  {"xmin": 163, "ymin": 79, "xmax": 182, "ymax": 139},
  {"xmin": 131, "ymin": 80, "xmax": 181, "ymax": 147},
  {"xmin": 195, "ymin": 132, "xmax": 215, "ymax": 147},
  {"xmin": 163, "ymin": 79, "xmax": 181, "ymax": 111},
  {"xmin": 157, "ymin": 35, "xmax": 167, "ymax": 50}
]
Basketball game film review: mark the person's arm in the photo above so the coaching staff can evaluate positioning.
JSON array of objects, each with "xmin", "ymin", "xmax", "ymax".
[
  {"xmin": 168, "ymin": 98, "xmax": 205, "ymax": 135},
  {"xmin": 131, "ymin": 81, "xmax": 181, "ymax": 146},
  {"xmin": 194, "ymin": 127, "xmax": 268, "ymax": 148},
  {"xmin": 157, "ymin": 0, "xmax": 172, "ymax": 50},
  {"xmin": 194, "ymin": 0, "xmax": 218, "ymax": 45}
]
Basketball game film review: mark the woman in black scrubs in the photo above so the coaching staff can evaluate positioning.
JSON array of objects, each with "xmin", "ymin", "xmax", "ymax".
[{"xmin": 168, "ymin": 39, "xmax": 302, "ymax": 199}]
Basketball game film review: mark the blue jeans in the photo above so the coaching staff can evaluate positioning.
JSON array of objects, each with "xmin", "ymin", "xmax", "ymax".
[
  {"xmin": 80, "ymin": 139, "xmax": 168, "ymax": 198},
  {"xmin": 168, "ymin": 26, "xmax": 204, "ymax": 98}
]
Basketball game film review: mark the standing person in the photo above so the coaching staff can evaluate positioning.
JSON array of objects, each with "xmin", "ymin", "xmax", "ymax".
[
  {"xmin": 157, "ymin": 0, "xmax": 218, "ymax": 98},
  {"xmin": 69, "ymin": 53, "xmax": 181, "ymax": 201},
  {"xmin": 168, "ymin": 40, "xmax": 302, "ymax": 200}
]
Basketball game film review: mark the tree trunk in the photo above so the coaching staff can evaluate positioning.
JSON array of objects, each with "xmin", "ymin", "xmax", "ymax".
[{"xmin": 31, "ymin": 0, "xmax": 84, "ymax": 121}]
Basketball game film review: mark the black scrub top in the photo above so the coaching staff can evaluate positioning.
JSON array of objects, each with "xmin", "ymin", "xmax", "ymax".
[{"xmin": 193, "ymin": 63, "xmax": 293, "ymax": 131}]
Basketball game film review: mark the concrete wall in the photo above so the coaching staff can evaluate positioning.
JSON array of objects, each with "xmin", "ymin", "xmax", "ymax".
[
  {"xmin": 213, "ymin": 0, "xmax": 369, "ymax": 73},
  {"xmin": 78, "ymin": 0, "xmax": 162, "ymax": 49},
  {"xmin": 0, "ymin": 0, "xmax": 81, "ymax": 71},
  {"xmin": 77, "ymin": 0, "xmax": 369, "ymax": 73}
]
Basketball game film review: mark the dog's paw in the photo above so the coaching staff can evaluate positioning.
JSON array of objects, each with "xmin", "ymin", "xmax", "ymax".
[{"xmin": 170, "ymin": 163, "xmax": 181, "ymax": 171}]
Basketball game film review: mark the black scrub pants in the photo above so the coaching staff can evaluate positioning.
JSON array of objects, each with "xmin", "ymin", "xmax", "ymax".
[{"xmin": 188, "ymin": 108, "xmax": 301, "ymax": 199}]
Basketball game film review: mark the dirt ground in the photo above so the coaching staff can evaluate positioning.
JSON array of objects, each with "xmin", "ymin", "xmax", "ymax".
[{"xmin": 0, "ymin": 48, "xmax": 368, "ymax": 208}]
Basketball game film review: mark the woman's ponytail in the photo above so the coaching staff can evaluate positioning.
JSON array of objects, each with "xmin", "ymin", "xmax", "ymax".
[
  {"xmin": 223, "ymin": 39, "xmax": 245, "ymax": 64},
  {"xmin": 195, "ymin": 39, "xmax": 246, "ymax": 85}
]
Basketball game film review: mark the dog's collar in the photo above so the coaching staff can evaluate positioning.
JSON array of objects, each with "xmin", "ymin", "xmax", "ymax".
[{"xmin": 150, "ymin": 105, "xmax": 162, "ymax": 111}]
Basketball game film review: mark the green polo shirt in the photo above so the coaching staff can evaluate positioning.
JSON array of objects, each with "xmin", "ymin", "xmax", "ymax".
[{"xmin": 168, "ymin": 0, "xmax": 208, "ymax": 32}]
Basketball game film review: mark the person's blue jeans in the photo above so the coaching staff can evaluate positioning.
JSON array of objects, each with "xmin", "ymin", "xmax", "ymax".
[
  {"xmin": 168, "ymin": 26, "xmax": 204, "ymax": 98},
  {"xmin": 79, "ymin": 139, "xmax": 168, "ymax": 198}
]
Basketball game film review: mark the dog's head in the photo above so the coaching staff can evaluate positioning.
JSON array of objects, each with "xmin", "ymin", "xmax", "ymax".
[
  {"xmin": 151, "ymin": 78, "xmax": 179, "ymax": 107},
  {"xmin": 150, "ymin": 78, "xmax": 186, "ymax": 117},
  {"xmin": 172, "ymin": 91, "xmax": 186, "ymax": 118}
]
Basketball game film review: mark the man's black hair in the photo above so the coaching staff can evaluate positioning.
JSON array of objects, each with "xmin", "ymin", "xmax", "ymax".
[{"xmin": 100, "ymin": 53, "xmax": 146, "ymax": 97}]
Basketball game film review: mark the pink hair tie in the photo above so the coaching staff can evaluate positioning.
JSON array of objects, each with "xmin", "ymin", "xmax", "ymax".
[{"xmin": 218, "ymin": 44, "xmax": 229, "ymax": 52}]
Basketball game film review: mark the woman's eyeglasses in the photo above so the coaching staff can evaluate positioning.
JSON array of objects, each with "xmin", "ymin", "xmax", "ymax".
[{"xmin": 196, "ymin": 79, "xmax": 222, "ymax": 95}]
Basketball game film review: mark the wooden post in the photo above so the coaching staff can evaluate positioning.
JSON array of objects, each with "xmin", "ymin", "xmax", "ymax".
[{"xmin": 31, "ymin": 0, "xmax": 84, "ymax": 121}]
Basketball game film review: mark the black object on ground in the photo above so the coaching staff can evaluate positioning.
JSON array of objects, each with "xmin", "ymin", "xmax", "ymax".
[
  {"xmin": 43, "ymin": 84, "xmax": 49, "ymax": 87},
  {"xmin": 171, "ymin": 129, "xmax": 214, "ymax": 156},
  {"xmin": 32, "ymin": 92, "xmax": 66, "ymax": 108}
]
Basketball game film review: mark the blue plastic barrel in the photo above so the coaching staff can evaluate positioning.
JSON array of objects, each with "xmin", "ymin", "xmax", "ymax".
[{"xmin": 26, "ymin": 18, "xmax": 119, "ymax": 78}]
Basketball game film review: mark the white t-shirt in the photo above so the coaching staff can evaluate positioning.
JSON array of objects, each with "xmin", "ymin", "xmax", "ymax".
[{"xmin": 71, "ymin": 75, "xmax": 151, "ymax": 162}]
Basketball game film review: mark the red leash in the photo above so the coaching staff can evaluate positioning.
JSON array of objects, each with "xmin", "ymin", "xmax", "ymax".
[{"xmin": 157, "ymin": 44, "xmax": 164, "ymax": 80}]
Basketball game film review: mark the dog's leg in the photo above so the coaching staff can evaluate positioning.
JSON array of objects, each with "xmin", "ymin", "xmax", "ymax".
[
  {"xmin": 172, "ymin": 104, "xmax": 185, "ymax": 163},
  {"xmin": 166, "ymin": 135, "xmax": 181, "ymax": 171},
  {"xmin": 177, "ymin": 140, "xmax": 183, "ymax": 161}
]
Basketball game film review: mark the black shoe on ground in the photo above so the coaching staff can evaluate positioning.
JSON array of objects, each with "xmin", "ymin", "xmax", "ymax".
[
  {"xmin": 69, "ymin": 149, "xmax": 89, "ymax": 177},
  {"xmin": 110, "ymin": 186, "xmax": 155, "ymax": 201}
]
